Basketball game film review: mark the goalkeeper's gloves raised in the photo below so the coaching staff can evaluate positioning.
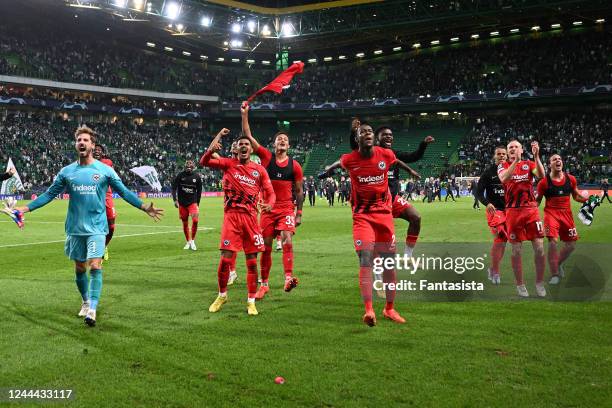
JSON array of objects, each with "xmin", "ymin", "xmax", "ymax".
[{"xmin": 1, "ymin": 207, "xmax": 24, "ymax": 229}]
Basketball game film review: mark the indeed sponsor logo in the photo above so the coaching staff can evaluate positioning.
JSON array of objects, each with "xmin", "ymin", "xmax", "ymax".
[
  {"xmin": 357, "ymin": 174, "xmax": 384, "ymax": 184},
  {"xmin": 234, "ymin": 173, "xmax": 256, "ymax": 185},
  {"xmin": 72, "ymin": 184, "xmax": 97, "ymax": 192},
  {"xmin": 511, "ymin": 173, "xmax": 530, "ymax": 182}
]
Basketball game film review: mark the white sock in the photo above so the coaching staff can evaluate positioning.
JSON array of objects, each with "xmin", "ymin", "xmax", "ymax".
[
  {"xmin": 247, "ymin": 297, "xmax": 255, "ymax": 303},
  {"xmin": 404, "ymin": 245, "xmax": 414, "ymax": 258},
  {"xmin": 219, "ymin": 292, "xmax": 227, "ymax": 298}
]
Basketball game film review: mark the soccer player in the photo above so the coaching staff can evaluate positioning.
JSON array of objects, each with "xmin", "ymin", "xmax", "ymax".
[
  {"xmin": 200, "ymin": 128, "xmax": 276, "ymax": 316},
  {"xmin": 15, "ymin": 126, "xmax": 164, "ymax": 326},
  {"xmin": 217, "ymin": 141, "xmax": 240, "ymax": 285},
  {"xmin": 1, "ymin": 166, "xmax": 16, "ymax": 182},
  {"xmin": 376, "ymin": 126, "xmax": 432, "ymax": 259},
  {"xmin": 497, "ymin": 140, "xmax": 546, "ymax": 297},
  {"xmin": 476, "ymin": 147, "xmax": 508, "ymax": 285},
  {"xmin": 340, "ymin": 122, "xmax": 405, "ymax": 326},
  {"xmin": 240, "ymin": 103, "xmax": 303, "ymax": 297},
  {"xmin": 172, "ymin": 160, "xmax": 203, "ymax": 251},
  {"xmin": 93, "ymin": 144, "xmax": 116, "ymax": 261},
  {"xmin": 536, "ymin": 154, "xmax": 587, "ymax": 284}
]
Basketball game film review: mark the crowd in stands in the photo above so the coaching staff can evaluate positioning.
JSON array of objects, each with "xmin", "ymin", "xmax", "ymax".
[
  {"xmin": 1, "ymin": 26, "xmax": 610, "ymax": 103},
  {"xmin": 455, "ymin": 112, "xmax": 611, "ymax": 183},
  {"xmin": 0, "ymin": 114, "xmax": 326, "ymax": 192}
]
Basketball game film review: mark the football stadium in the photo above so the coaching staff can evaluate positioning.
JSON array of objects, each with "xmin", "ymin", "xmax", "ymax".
[{"xmin": 0, "ymin": 0, "xmax": 611, "ymax": 406}]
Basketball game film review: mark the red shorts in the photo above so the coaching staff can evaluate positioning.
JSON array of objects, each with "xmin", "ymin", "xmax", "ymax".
[
  {"xmin": 391, "ymin": 195, "xmax": 412, "ymax": 218},
  {"xmin": 544, "ymin": 208, "xmax": 578, "ymax": 242},
  {"xmin": 352, "ymin": 212, "xmax": 396, "ymax": 253},
  {"xmin": 505, "ymin": 207, "xmax": 544, "ymax": 243},
  {"xmin": 220, "ymin": 211, "xmax": 264, "ymax": 254},
  {"xmin": 260, "ymin": 203, "xmax": 296, "ymax": 237},
  {"xmin": 486, "ymin": 209, "xmax": 507, "ymax": 243},
  {"xmin": 106, "ymin": 205, "xmax": 116, "ymax": 221},
  {"xmin": 179, "ymin": 203, "xmax": 199, "ymax": 220}
]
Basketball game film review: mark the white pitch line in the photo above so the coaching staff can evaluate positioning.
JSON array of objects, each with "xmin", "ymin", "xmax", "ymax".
[
  {"xmin": 0, "ymin": 228, "xmax": 213, "ymax": 249},
  {"xmin": 0, "ymin": 221, "xmax": 182, "ymax": 228}
]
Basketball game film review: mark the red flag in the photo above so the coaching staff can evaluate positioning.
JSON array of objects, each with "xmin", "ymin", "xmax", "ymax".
[{"xmin": 246, "ymin": 61, "xmax": 304, "ymax": 103}]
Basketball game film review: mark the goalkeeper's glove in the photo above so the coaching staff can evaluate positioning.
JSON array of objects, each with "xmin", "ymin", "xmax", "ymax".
[{"xmin": 1, "ymin": 207, "xmax": 24, "ymax": 229}]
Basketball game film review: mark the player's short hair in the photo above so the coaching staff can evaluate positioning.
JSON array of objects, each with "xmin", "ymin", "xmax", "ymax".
[
  {"xmin": 236, "ymin": 134, "xmax": 251, "ymax": 143},
  {"xmin": 274, "ymin": 131, "xmax": 289, "ymax": 141},
  {"xmin": 507, "ymin": 139, "xmax": 521, "ymax": 147},
  {"xmin": 359, "ymin": 121, "xmax": 372, "ymax": 129},
  {"xmin": 375, "ymin": 126, "xmax": 392, "ymax": 136},
  {"xmin": 75, "ymin": 126, "xmax": 96, "ymax": 143},
  {"xmin": 549, "ymin": 153, "xmax": 561, "ymax": 162}
]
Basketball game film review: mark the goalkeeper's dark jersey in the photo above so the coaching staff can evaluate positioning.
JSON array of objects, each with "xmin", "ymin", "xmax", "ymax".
[
  {"xmin": 476, "ymin": 164, "xmax": 505, "ymax": 210},
  {"xmin": 0, "ymin": 172, "xmax": 12, "ymax": 182},
  {"xmin": 172, "ymin": 171, "xmax": 203, "ymax": 207}
]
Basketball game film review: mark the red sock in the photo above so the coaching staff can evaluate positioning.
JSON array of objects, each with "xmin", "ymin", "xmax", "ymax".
[
  {"xmin": 260, "ymin": 245, "xmax": 272, "ymax": 284},
  {"xmin": 282, "ymin": 243, "xmax": 293, "ymax": 278},
  {"xmin": 182, "ymin": 219, "xmax": 190, "ymax": 241},
  {"xmin": 246, "ymin": 257, "xmax": 258, "ymax": 298},
  {"xmin": 105, "ymin": 223, "xmax": 115, "ymax": 246},
  {"xmin": 511, "ymin": 252, "xmax": 524, "ymax": 285},
  {"xmin": 490, "ymin": 243, "xmax": 505, "ymax": 274},
  {"xmin": 383, "ymin": 268, "xmax": 396, "ymax": 309},
  {"xmin": 406, "ymin": 234, "xmax": 418, "ymax": 247},
  {"xmin": 191, "ymin": 220, "xmax": 198, "ymax": 240},
  {"xmin": 548, "ymin": 243, "xmax": 559, "ymax": 276},
  {"xmin": 359, "ymin": 266, "xmax": 373, "ymax": 312},
  {"xmin": 217, "ymin": 257, "xmax": 232, "ymax": 293},
  {"xmin": 535, "ymin": 251, "xmax": 545, "ymax": 284},
  {"xmin": 229, "ymin": 252, "xmax": 237, "ymax": 272}
]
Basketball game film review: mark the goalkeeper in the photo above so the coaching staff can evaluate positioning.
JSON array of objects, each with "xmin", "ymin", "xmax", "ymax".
[{"xmin": 15, "ymin": 126, "xmax": 164, "ymax": 327}]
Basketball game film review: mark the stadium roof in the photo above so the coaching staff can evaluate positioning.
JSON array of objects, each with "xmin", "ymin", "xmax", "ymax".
[{"xmin": 5, "ymin": 0, "xmax": 611, "ymax": 66}]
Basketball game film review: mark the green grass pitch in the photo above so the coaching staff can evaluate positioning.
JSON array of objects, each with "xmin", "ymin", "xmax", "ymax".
[{"xmin": 0, "ymin": 196, "xmax": 610, "ymax": 407}]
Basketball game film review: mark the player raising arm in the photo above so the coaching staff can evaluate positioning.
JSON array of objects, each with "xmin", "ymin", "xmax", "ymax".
[
  {"xmin": 15, "ymin": 126, "xmax": 164, "ymax": 326},
  {"xmin": 536, "ymin": 154, "xmax": 587, "ymax": 284},
  {"xmin": 340, "ymin": 122, "xmax": 405, "ymax": 326},
  {"xmin": 241, "ymin": 102, "xmax": 304, "ymax": 297},
  {"xmin": 200, "ymin": 128, "xmax": 276, "ymax": 316},
  {"xmin": 497, "ymin": 140, "xmax": 546, "ymax": 297}
]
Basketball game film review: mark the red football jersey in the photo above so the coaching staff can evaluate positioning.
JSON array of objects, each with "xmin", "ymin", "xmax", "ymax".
[
  {"xmin": 498, "ymin": 160, "xmax": 537, "ymax": 208},
  {"xmin": 340, "ymin": 146, "xmax": 397, "ymax": 214},
  {"xmin": 99, "ymin": 158, "xmax": 114, "ymax": 204},
  {"xmin": 256, "ymin": 146, "xmax": 303, "ymax": 206},
  {"xmin": 200, "ymin": 150, "xmax": 275, "ymax": 213},
  {"xmin": 537, "ymin": 173, "xmax": 577, "ymax": 210}
]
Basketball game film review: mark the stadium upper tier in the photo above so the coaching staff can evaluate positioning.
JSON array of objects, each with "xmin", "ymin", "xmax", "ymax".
[{"xmin": 1, "ymin": 28, "xmax": 610, "ymax": 104}]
